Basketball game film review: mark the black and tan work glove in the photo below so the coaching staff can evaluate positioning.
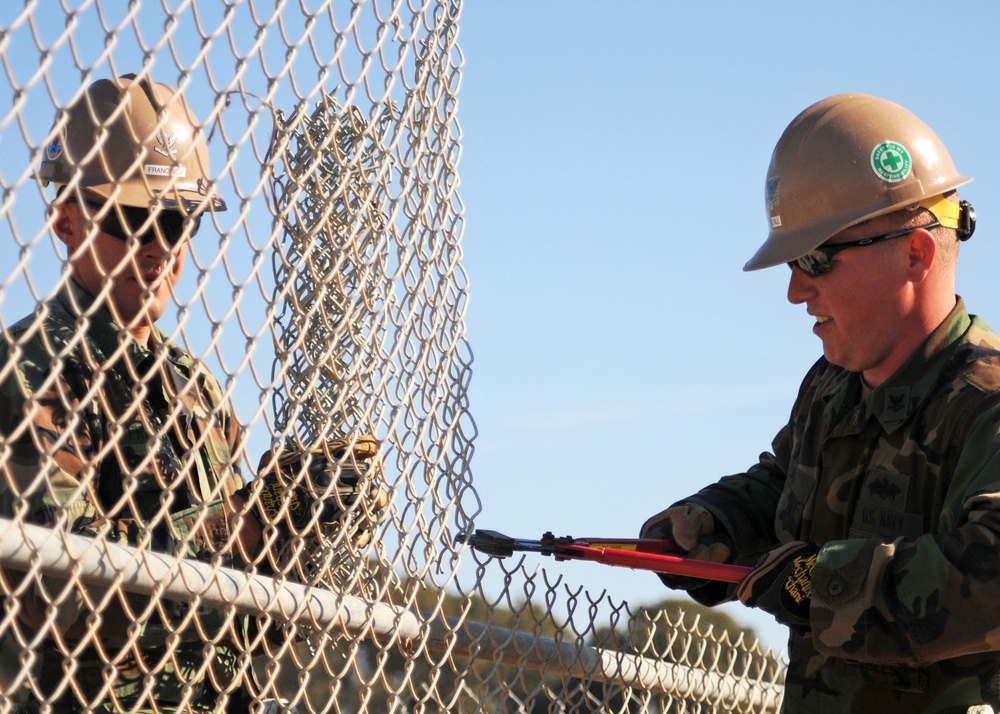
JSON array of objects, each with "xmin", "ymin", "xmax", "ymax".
[
  {"xmin": 640, "ymin": 502, "xmax": 734, "ymax": 591},
  {"xmin": 736, "ymin": 541, "xmax": 819, "ymax": 632},
  {"xmin": 238, "ymin": 434, "xmax": 388, "ymax": 542}
]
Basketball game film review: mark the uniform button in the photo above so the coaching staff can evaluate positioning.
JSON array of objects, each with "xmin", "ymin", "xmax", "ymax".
[{"xmin": 828, "ymin": 579, "xmax": 845, "ymax": 596}]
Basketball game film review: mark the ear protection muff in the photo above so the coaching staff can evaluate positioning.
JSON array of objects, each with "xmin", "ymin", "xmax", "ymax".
[{"xmin": 958, "ymin": 200, "xmax": 976, "ymax": 241}]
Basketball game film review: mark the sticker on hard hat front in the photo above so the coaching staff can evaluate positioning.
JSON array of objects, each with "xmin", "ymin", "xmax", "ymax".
[
  {"xmin": 871, "ymin": 141, "xmax": 912, "ymax": 183},
  {"xmin": 45, "ymin": 139, "xmax": 62, "ymax": 161},
  {"xmin": 765, "ymin": 176, "xmax": 780, "ymax": 210},
  {"xmin": 154, "ymin": 131, "xmax": 179, "ymax": 158},
  {"xmin": 145, "ymin": 165, "xmax": 188, "ymax": 178}
]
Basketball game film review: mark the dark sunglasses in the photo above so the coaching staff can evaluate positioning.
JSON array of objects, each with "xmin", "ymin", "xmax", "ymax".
[
  {"xmin": 76, "ymin": 199, "xmax": 200, "ymax": 246},
  {"xmin": 787, "ymin": 221, "xmax": 940, "ymax": 278}
]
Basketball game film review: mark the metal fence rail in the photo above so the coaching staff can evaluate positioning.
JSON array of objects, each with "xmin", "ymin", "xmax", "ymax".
[{"xmin": 0, "ymin": 518, "xmax": 783, "ymax": 712}]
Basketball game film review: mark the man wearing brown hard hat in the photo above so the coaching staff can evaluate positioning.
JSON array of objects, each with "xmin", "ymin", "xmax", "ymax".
[
  {"xmin": 0, "ymin": 72, "xmax": 268, "ymax": 713},
  {"xmin": 641, "ymin": 94, "xmax": 1000, "ymax": 713},
  {"xmin": 0, "ymin": 75, "xmax": 381, "ymax": 712}
]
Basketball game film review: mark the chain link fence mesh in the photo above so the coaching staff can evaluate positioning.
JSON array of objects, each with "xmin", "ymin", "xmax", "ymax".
[{"xmin": 0, "ymin": 1, "xmax": 785, "ymax": 712}]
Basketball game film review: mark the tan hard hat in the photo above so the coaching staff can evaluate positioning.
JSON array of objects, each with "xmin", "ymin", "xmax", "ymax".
[
  {"xmin": 38, "ymin": 74, "xmax": 226, "ymax": 213},
  {"xmin": 744, "ymin": 94, "xmax": 970, "ymax": 271}
]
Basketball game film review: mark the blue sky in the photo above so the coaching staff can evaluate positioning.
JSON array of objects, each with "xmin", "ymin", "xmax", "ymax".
[{"xmin": 456, "ymin": 2, "xmax": 1000, "ymax": 651}]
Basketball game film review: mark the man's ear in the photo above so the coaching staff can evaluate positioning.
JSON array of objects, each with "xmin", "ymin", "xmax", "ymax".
[
  {"xmin": 51, "ymin": 201, "xmax": 83, "ymax": 252},
  {"xmin": 905, "ymin": 227, "xmax": 937, "ymax": 283}
]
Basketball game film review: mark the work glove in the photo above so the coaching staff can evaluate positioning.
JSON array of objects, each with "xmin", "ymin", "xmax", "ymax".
[
  {"xmin": 640, "ymin": 502, "xmax": 733, "ymax": 591},
  {"xmin": 736, "ymin": 541, "xmax": 819, "ymax": 632},
  {"xmin": 237, "ymin": 434, "xmax": 388, "ymax": 542}
]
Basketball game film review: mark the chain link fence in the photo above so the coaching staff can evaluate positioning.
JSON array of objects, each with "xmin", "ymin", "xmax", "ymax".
[{"xmin": 0, "ymin": 1, "xmax": 784, "ymax": 711}]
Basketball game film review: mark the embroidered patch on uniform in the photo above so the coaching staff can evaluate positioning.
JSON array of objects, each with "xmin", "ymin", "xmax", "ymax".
[
  {"xmin": 853, "ymin": 507, "xmax": 923, "ymax": 540},
  {"xmin": 882, "ymin": 386, "xmax": 911, "ymax": 421},
  {"xmin": 864, "ymin": 469, "xmax": 910, "ymax": 507},
  {"xmin": 851, "ymin": 469, "xmax": 922, "ymax": 540}
]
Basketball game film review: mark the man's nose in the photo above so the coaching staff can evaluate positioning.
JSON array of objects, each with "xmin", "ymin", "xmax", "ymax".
[
  {"xmin": 138, "ymin": 230, "xmax": 176, "ymax": 255},
  {"xmin": 786, "ymin": 265, "xmax": 816, "ymax": 305},
  {"xmin": 139, "ymin": 240, "xmax": 167, "ymax": 259}
]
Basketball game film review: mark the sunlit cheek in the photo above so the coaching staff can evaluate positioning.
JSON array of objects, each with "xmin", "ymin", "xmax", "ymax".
[
  {"xmin": 167, "ymin": 248, "xmax": 187, "ymax": 288},
  {"xmin": 90, "ymin": 241, "xmax": 138, "ymax": 295}
]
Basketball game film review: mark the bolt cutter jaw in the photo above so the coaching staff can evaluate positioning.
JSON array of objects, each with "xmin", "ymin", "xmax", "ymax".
[{"xmin": 456, "ymin": 529, "xmax": 563, "ymax": 558}]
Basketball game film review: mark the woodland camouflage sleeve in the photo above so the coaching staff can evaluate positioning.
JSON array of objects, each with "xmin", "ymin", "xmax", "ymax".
[
  {"xmin": 674, "ymin": 426, "xmax": 789, "ymax": 607},
  {"xmin": 811, "ymin": 405, "xmax": 1000, "ymax": 664},
  {"xmin": 682, "ymin": 359, "xmax": 830, "ymax": 604},
  {"xmin": 686, "ymin": 425, "xmax": 789, "ymax": 570},
  {"xmin": 685, "ymin": 358, "xmax": 830, "ymax": 572},
  {"xmin": 156, "ymin": 352, "xmax": 247, "ymax": 562},
  {"xmin": 0, "ymin": 336, "xmax": 102, "ymax": 531},
  {"xmin": 0, "ymin": 334, "xmax": 102, "ymax": 633}
]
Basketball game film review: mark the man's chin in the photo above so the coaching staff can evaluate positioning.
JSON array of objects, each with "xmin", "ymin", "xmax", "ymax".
[
  {"xmin": 138, "ymin": 288, "xmax": 170, "ymax": 322},
  {"xmin": 112, "ymin": 299, "xmax": 166, "ymax": 331},
  {"xmin": 821, "ymin": 345, "xmax": 853, "ymax": 371}
]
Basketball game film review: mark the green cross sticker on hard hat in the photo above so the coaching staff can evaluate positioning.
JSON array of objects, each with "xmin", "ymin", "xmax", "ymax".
[{"xmin": 871, "ymin": 141, "xmax": 912, "ymax": 183}]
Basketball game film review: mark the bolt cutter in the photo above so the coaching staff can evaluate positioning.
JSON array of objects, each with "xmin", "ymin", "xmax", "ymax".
[{"xmin": 457, "ymin": 529, "xmax": 751, "ymax": 584}]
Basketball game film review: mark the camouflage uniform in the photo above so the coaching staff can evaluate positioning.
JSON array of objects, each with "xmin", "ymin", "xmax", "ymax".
[
  {"xmin": 683, "ymin": 299, "xmax": 1000, "ymax": 713},
  {"xmin": 0, "ymin": 279, "xmax": 251, "ymax": 712}
]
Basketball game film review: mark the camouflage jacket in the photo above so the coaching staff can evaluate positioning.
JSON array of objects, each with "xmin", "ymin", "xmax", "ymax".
[
  {"xmin": 686, "ymin": 299, "xmax": 1000, "ymax": 713},
  {"xmin": 0, "ymin": 279, "xmax": 247, "ymax": 702}
]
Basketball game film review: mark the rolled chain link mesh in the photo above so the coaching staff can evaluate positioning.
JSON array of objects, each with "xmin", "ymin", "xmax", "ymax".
[{"xmin": 0, "ymin": 1, "xmax": 785, "ymax": 712}]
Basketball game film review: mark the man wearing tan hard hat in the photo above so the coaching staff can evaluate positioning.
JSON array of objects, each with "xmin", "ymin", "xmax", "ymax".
[
  {"xmin": 0, "ymin": 72, "xmax": 265, "ymax": 713},
  {"xmin": 641, "ymin": 94, "xmax": 1000, "ymax": 713},
  {"xmin": 0, "ymin": 75, "xmax": 382, "ymax": 712}
]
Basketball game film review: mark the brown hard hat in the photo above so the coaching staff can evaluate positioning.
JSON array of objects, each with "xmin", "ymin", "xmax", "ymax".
[
  {"xmin": 745, "ymin": 94, "xmax": 970, "ymax": 271},
  {"xmin": 38, "ymin": 74, "xmax": 226, "ymax": 213}
]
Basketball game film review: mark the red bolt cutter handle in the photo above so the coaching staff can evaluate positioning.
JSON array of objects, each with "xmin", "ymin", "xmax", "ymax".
[
  {"xmin": 553, "ymin": 540, "xmax": 750, "ymax": 583},
  {"xmin": 458, "ymin": 530, "xmax": 751, "ymax": 584}
]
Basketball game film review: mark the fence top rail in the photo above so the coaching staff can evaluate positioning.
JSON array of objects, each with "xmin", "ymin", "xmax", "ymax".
[{"xmin": 0, "ymin": 516, "xmax": 783, "ymax": 711}]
